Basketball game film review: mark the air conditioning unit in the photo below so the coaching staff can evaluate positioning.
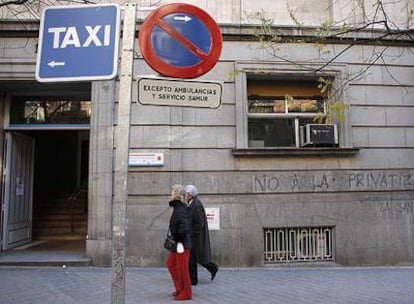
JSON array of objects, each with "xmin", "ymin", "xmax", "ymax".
[{"xmin": 300, "ymin": 124, "xmax": 338, "ymax": 147}]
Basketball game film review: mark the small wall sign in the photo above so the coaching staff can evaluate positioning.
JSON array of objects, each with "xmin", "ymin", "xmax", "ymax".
[
  {"xmin": 129, "ymin": 152, "xmax": 164, "ymax": 167},
  {"xmin": 205, "ymin": 207, "xmax": 220, "ymax": 230}
]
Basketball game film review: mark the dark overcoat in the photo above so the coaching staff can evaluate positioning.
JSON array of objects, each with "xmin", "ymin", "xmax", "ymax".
[
  {"xmin": 169, "ymin": 199, "xmax": 191, "ymax": 249},
  {"xmin": 188, "ymin": 196, "xmax": 211, "ymax": 264}
]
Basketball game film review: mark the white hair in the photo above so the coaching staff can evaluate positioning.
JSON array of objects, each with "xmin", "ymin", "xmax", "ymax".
[{"xmin": 185, "ymin": 185, "xmax": 198, "ymax": 196}]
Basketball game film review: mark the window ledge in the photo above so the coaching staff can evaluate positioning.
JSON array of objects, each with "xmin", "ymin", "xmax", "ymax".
[{"xmin": 232, "ymin": 147, "xmax": 360, "ymax": 157}]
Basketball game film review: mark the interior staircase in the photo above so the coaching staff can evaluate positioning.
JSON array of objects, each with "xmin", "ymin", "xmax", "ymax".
[{"xmin": 32, "ymin": 188, "xmax": 87, "ymax": 240}]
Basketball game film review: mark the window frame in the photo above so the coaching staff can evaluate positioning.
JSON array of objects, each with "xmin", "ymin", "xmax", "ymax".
[
  {"xmin": 4, "ymin": 92, "xmax": 91, "ymax": 131},
  {"xmin": 234, "ymin": 62, "xmax": 356, "ymax": 155},
  {"xmin": 247, "ymin": 88, "xmax": 327, "ymax": 148}
]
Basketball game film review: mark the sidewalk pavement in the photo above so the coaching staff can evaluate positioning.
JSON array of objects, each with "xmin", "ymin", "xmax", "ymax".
[{"xmin": 0, "ymin": 266, "xmax": 413, "ymax": 304}]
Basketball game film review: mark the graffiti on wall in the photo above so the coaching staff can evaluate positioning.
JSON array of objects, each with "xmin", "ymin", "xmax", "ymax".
[
  {"xmin": 349, "ymin": 173, "xmax": 414, "ymax": 189},
  {"xmin": 252, "ymin": 171, "xmax": 414, "ymax": 193},
  {"xmin": 377, "ymin": 200, "xmax": 414, "ymax": 216}
]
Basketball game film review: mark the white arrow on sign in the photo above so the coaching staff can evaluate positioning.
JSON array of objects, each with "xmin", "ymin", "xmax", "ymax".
[
  {"xmin": 173, "ymin": 15, "xmax": 192, "ymax": 22},
  {"xmin": 48, "ymin": 61, "xmax": 66, "ymax": 68}
]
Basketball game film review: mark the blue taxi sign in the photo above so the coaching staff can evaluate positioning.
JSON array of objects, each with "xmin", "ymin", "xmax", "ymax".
[{"xmin": 36, "ymin": 4, "xmax": 120, "ymax": 82}]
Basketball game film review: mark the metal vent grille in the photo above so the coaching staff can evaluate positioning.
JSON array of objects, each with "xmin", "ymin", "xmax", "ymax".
[{"xmin": 264, "ymin": 226, "xmax": 335, "ymax": 263}]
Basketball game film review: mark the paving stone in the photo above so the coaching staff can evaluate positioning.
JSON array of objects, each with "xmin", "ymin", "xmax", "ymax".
[{"xmin": 0, "ymin": 266, "xmax": 413, "ymax": 304}]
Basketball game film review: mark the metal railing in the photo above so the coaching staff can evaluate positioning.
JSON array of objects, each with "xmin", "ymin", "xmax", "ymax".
[{"xmin": 264, "ymin": 226, "xmax": 334, "ymax": 263}]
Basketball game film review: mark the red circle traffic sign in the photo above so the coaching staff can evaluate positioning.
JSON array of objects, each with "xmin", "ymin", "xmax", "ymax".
[{"xmin": 138, "ymin": 3, "xmax": 222, "ymax": 79}]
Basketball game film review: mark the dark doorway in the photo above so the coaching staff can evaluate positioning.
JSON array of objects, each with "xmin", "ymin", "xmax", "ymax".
[{"xmin": 24, "ymin": 130, "xmax": 89, "ymax": 240}]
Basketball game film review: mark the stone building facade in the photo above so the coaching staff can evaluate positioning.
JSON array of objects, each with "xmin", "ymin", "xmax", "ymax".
[{"xmin": 0, "ymin": 0, "xmax": 413, "ymax": 266}]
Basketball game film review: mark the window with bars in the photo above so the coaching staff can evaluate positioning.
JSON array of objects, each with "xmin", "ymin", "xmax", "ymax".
[{"xmin": 264, "ymin": 226, "xmax": 335, "ymax": 263}]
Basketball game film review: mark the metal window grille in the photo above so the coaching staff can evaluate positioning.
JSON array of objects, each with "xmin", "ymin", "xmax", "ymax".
[{"xmin": 264, "ymin": 226, "xmax": 334, "ymax": 263}]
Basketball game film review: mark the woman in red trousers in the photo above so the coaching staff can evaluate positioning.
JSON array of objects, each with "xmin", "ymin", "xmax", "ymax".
[{"xmin": 166, "ymin": 184, "xmax": 192, "ymax": 301}]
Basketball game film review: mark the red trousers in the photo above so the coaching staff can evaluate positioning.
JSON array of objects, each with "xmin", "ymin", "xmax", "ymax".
[{"xmin": 167, "ymin": 249, "xmax": 192, "ymax": 300}]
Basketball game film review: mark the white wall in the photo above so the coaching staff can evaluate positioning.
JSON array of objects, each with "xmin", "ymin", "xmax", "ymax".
[{"xmin": 1, "ymin": 0, "xmax": 412, "ymax": 29}]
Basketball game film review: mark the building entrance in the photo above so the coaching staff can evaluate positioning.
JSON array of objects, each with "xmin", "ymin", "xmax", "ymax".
[
  {"xmin": 0, "ymin": 81, "xmax": 91, "ymax": 252},
  {"xmin": 1, "ymin": 130, "xmax": 89, "ymax": 250}
]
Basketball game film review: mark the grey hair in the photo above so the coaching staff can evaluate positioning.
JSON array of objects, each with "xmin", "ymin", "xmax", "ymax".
[
  {"xmin": 185, "ymin": 185, "xmax": 198, "ymax": 197},
  {"xmin": 171, "ymin": 184, "xmax": 185, "ymax": 202}
]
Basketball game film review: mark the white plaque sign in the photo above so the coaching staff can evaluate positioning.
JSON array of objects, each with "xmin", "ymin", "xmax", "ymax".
[
  {"xmin": 205, "ymin": 207, "xmax": 220, "ymax": 230},
  {"xmin": 137, "ymin": 76, "xmax": 222, "ymax": 108},
  {"xmin": 129, "ymin": 152, "xmax": 164, "ymax": 166}
]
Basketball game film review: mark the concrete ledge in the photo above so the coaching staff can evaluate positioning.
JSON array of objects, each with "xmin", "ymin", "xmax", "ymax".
[{"xmin": 232, "ymin": 147, "xmax": 360, "ymax": 157}]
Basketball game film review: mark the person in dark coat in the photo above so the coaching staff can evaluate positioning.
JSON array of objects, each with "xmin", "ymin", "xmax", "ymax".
[
  {"xmin": 166, "ymin": 184, "xmax": 192, "ymax": 301},
  {"xmin": 185, "ymin": 185, "xmax": 218, "ymax": 285}
]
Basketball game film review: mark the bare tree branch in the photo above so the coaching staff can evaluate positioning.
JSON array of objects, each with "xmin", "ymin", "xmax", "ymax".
[
  {"xmin": 0, "ymin": 0, "xmax": 29, "ymax": 7},
  {"xmin": 252, "ymin": 0, "xmax": 413, "ymax": 123}
]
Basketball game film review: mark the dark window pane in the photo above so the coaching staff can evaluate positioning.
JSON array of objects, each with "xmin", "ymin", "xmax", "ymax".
[
  {"xmin": 10, "ymin": 98, "xmax": 91, "ymax": 125},
  {"xmin": 248, "ymin": 118, "xmax": 295, "ymax": 147}
]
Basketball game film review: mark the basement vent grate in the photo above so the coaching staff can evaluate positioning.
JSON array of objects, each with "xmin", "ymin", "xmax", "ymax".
[{"xmin": 264, "ymin": 226, "xmax": 335, "ymax": 263}]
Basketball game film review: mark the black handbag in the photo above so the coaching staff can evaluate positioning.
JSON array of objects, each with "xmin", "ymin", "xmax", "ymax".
[{"xmin": 164, "ymin": 229, "xmax": 176, "ymax": 252}]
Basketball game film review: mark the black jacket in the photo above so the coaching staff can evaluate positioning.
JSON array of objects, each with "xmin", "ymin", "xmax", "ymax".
[{"xmin": 169, "ymin": 199, "xmax": 192, "ymax": 249}]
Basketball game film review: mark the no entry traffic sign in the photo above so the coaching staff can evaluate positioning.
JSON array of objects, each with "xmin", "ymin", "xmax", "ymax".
[{"xmin": 138, "ymin": 3, "xmax": 222, "ymax": 79}]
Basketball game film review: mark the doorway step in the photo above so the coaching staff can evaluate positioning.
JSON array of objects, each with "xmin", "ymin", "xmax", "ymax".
[{"xmin": 0, "ymin": 240, "xmax": 91, "ymax": 266}]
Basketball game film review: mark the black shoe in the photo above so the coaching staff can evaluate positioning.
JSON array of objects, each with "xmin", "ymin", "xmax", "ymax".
[
  {"xmin": 191, "ymin": 281, "xmax": 197, "ymax": 286},
  {"xmin": 210, "ymin": 265, "xmax": 219, "ymax": 281}
]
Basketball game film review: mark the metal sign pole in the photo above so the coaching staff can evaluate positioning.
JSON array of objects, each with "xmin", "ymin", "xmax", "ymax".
[{"xmin": 111, "ymin": 3, "xmax": 136, "ymax": 304}]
